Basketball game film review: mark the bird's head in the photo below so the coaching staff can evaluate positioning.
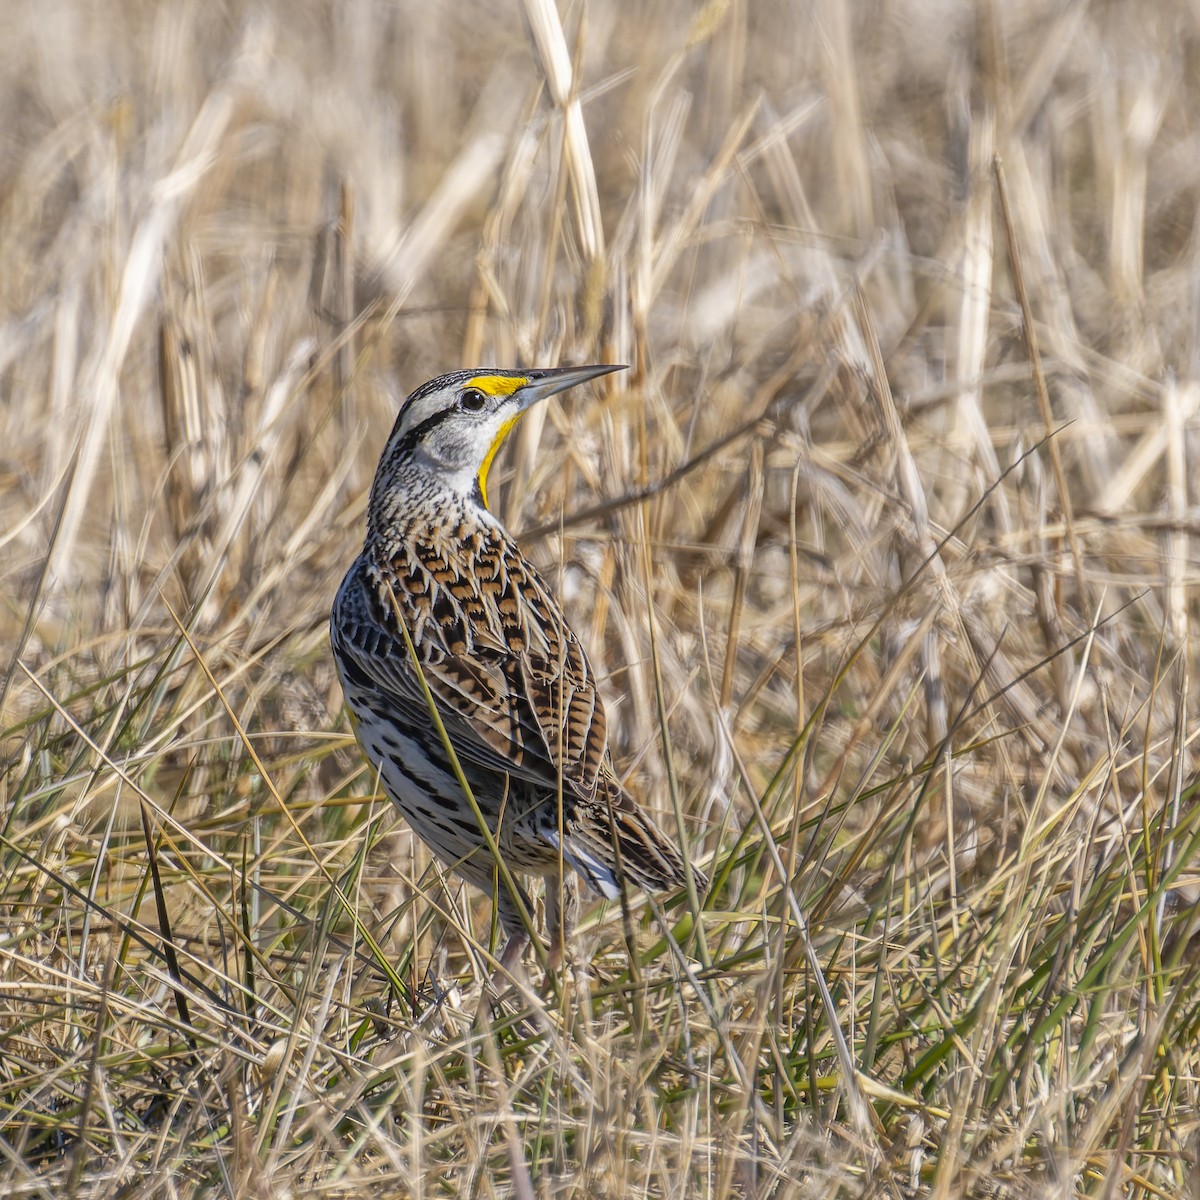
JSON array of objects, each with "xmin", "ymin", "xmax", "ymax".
[{"xmin": 370, "ymin": 364, "xmax": 624, "ymax": 516}]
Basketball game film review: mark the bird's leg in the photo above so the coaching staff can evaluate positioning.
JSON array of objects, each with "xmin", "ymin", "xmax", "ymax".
[
  {"xmin": 544, "ymin": 871, "xmax": 579, "ymax": 973},
  {"xmin": 496, "ymin": 930, "xmax": 530, "ymax": 977},
  {"xmin": 474, "ymin": 930, "xmax": 529, "ymax": 1031},
  {"xmin": 488, "ymin": 882, "xmax": 534, "ymax": 991}
]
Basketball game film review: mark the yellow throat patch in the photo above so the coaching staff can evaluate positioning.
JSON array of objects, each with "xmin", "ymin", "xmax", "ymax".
[{"xmin": 467, "ymin": 375, "xmax": 529, "ymax": 510}]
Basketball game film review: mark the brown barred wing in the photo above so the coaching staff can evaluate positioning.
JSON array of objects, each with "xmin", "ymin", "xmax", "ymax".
[
  {"xmin": 518, "ymin": 642, "xmax": 607, "ymax": 794},
  {"xmin": 332, "ymin": 558, "xmax": 560, "ymax": 787}
]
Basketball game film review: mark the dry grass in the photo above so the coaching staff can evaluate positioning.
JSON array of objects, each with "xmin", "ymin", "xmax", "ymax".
[{"xmin": 2, "ymin": 0, "xmax": 1200, "ymax": 1196}]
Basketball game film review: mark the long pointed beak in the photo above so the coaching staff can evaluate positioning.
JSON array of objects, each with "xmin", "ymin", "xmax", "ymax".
[{"xmin": 516, "ymin": 363, "xmax": 626, "ymax": 409}]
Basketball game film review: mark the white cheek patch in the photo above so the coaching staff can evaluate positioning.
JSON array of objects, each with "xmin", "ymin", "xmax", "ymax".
[{"xmin": 412, "ymin": 445, "xmax": 477, "ymax": 497}]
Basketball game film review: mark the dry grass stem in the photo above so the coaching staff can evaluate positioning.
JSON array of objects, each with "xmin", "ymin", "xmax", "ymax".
[{"xmin": 2, "ymin": 2, "xmax": 1199, "ymax": 1198}]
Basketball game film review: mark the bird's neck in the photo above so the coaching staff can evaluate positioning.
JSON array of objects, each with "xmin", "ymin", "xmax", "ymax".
[{"xmin": 365, "ymin": 457, "xmax": 502, "ymax": 548}]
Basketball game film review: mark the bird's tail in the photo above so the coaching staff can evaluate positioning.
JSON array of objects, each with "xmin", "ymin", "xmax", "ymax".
[{"xmin": 549, "ymin": 772, "xmax": 707, "ymax": 900}]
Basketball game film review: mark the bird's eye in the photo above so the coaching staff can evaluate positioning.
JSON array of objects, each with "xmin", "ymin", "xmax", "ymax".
[{"xmin": 460, "ymin": 388, "xmax": 487, "ymax": 412}]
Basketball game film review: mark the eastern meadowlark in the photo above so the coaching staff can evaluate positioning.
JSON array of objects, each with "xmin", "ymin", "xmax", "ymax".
[{"xmin": 331, "ymin": 365, "xmax": 706, "ymax": 969}]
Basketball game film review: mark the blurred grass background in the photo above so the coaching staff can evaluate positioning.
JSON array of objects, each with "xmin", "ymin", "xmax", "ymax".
[{"xmin": 2, "ymin": 0, "xmax": 1199, "ymax": 1196}]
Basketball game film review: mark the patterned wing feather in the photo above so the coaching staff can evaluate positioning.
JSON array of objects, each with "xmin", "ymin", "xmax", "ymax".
[
  {"xmin": 519, "ymin": 644, "xmax": 606, "ymax": 793},
  {"xmin": 334, "ymin": 553, "xmax": 608, "ymax": 794},
  {"xmin": 334, "ymin": 620, "xmax": 557, "ymax": 788}
]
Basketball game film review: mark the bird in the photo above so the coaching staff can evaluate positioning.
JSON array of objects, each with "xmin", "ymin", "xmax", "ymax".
[{"xmin": 330, "ymin": 364, "xmax": 706, "ymax": 971}]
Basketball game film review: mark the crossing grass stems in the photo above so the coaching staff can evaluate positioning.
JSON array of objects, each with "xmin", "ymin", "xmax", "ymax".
[{"xmin": 1, "ymin": 1, "xmax": 1199, "ymax": 1197}]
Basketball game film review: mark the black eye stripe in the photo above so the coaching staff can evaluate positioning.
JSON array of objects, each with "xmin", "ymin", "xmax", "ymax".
[{"xmin": 391, "ymin": 409, "xmax": 457, "ymax": 457}]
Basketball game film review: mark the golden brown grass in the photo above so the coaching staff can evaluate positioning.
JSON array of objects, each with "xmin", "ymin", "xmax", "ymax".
[{"xmin": 2, "ymin": 1, "xmax": 1199, "ymax": 1196}]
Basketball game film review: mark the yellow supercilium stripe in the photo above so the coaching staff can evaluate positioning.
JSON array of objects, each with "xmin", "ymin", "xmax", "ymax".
[{"xmin": 466, "ymin": 374, "xmax": 529, "ymax": 396}]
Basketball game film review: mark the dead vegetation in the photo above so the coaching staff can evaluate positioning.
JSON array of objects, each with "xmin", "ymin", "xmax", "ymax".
[{"xmin": 2, "ymin": 1, "xmax": 1199, "ymax": 1196}]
